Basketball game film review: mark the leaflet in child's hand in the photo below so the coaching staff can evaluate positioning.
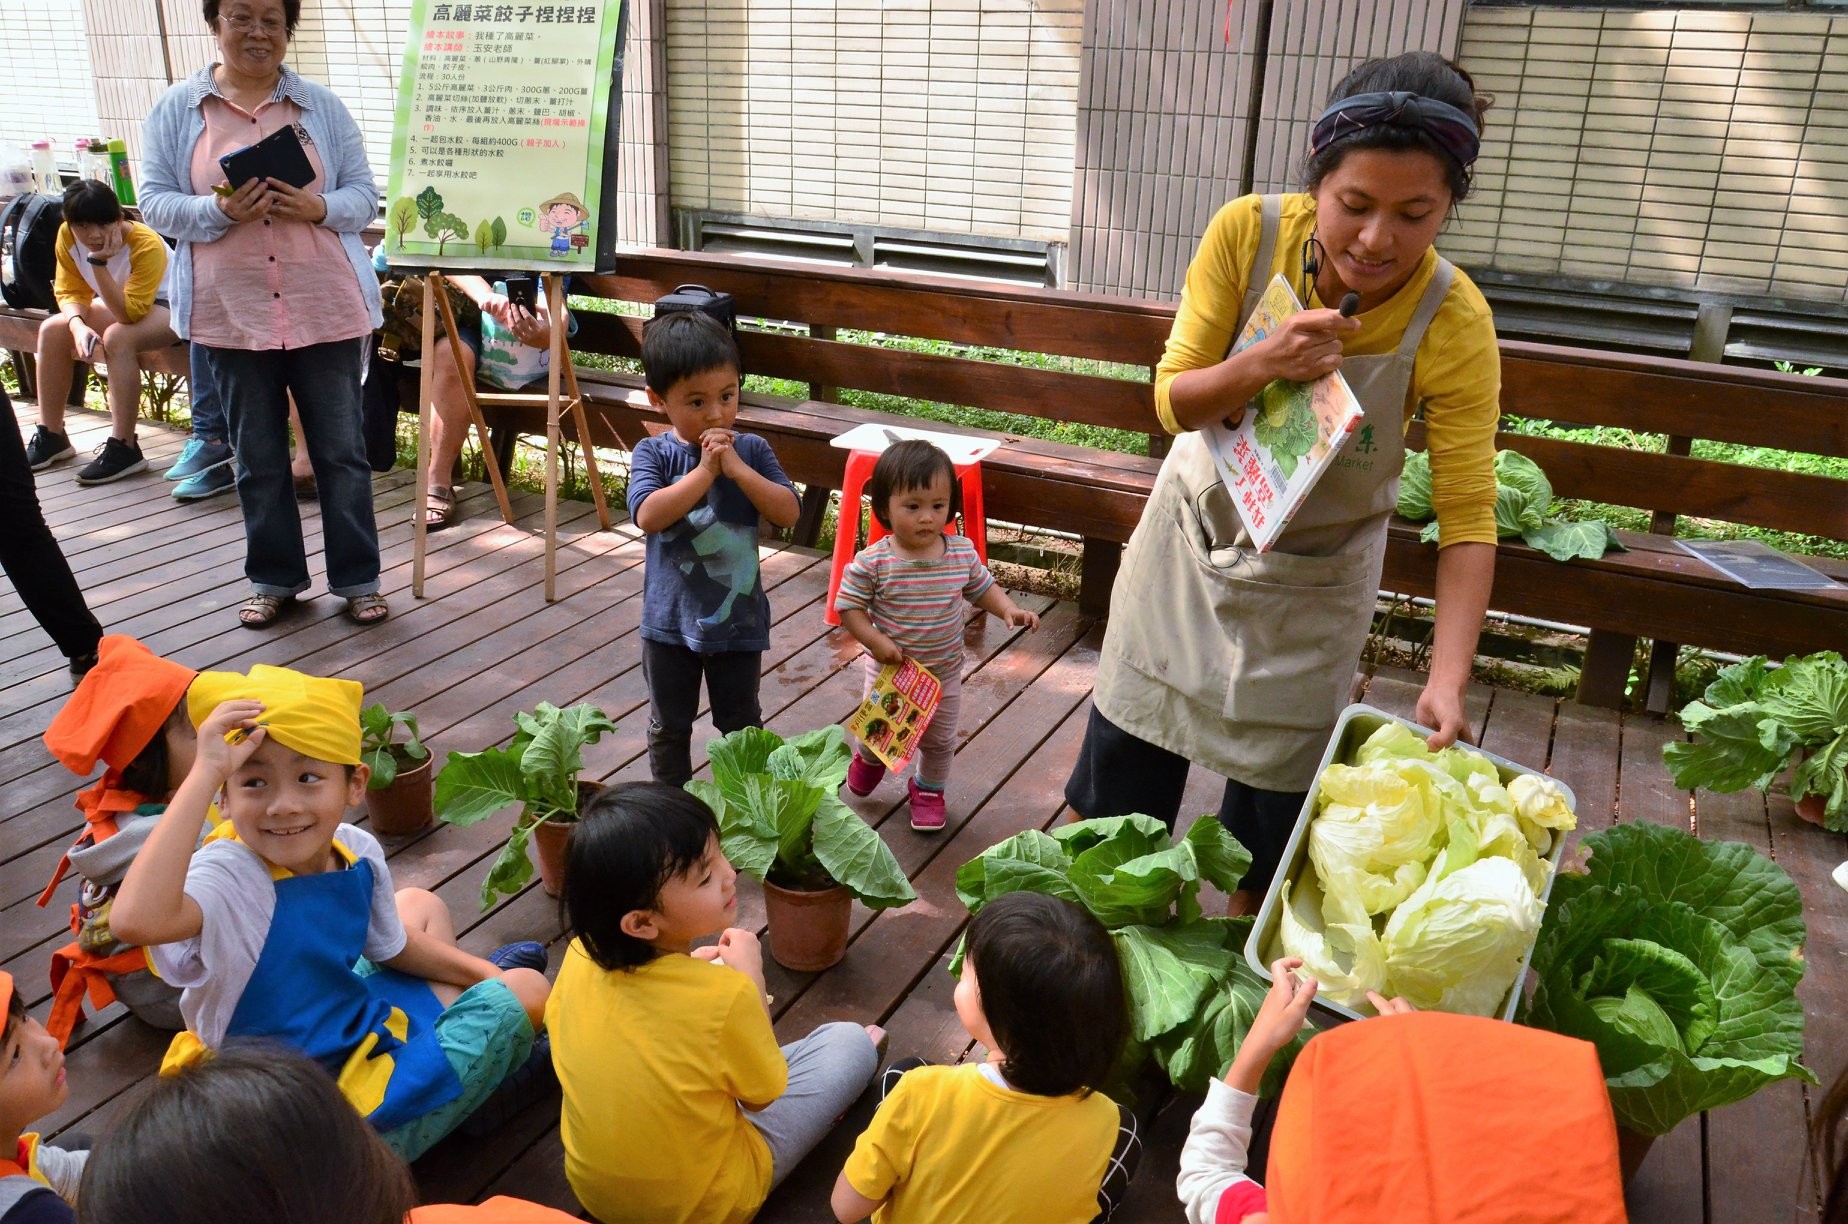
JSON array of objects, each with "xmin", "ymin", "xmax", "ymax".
[
  {"xmin": 1202, "ymin": 273, "xmax": 1366, "ymax": 553},
  {"xmin": 845, "ymin": 659, "xmax": 942, "ymax": 772}
]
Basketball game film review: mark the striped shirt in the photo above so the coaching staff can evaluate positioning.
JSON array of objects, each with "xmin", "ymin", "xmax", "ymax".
[{"xmin": 835, "ymin": 536, "xmax": 994, "ymax": 671}]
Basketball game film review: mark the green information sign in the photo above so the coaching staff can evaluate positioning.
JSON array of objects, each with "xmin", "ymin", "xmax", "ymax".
[{"xmin": 384, "ymin": 0, "xmax": 626, "ymax": 271}]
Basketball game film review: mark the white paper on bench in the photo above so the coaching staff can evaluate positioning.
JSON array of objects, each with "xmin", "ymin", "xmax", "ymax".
[{"xmin": 829, "ymin": 422, "xmax": 1001, "ymax": 466}]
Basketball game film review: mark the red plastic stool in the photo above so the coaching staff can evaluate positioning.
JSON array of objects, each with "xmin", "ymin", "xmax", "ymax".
[{"xmin": 825, "ymin": 448, "xmax": 987, "ymax": 626}]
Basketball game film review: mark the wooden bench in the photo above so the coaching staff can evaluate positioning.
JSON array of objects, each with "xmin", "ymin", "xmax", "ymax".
[
  {"xmin": 6, "ymin": 252, "xmax": 1846, "ymax": 710},
  {"xmin": 0, "ymin": 310, "xmax": 191, "ymax": 408}
]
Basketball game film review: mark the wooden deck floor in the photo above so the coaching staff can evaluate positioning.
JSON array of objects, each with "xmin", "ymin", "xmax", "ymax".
[{"xmin": 5, "ymin": 405, "xmax": 1843, "ymax": 1223}]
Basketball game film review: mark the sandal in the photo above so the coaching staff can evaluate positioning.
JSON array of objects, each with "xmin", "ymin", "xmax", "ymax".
[
  {"xmin": 346, "ymin": 593, "xmax": 390, "ymax": 626},
  {"xmin": 294, "ymin": 473, "xmax": 318, "ymax": 501},
  {"xmin": 238, "ymin": 592, "xmax": 291, "ymax": 629},
  {"xmin": 425, "ymin": 485, "xmax": 457, "ymax": 531}
]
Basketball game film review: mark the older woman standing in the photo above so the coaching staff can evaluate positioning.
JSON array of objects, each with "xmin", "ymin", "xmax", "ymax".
[
  {"xmin": 139, "ymin": 0, "xmax": 386, "ymax": 627},
  {"xmin": 1067, "ymin": 53, "xmax": 1501, "ymax": 913}
]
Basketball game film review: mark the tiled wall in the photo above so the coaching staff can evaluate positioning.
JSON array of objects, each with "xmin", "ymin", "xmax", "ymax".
[
  {"xmin": 1449, "ymin": 6, "xmax": 1848, "ymax": 302},
  {"xmin": 1068, "ymin": 0, "xmax": 1469, "ymax": 298},
  {"xmin": 662, "ymin": 0, "xmax": 1084, "ymax": 241},
  {"xmin": 1, "ymin": 0, "xmax": 103, "ymax": 162}
]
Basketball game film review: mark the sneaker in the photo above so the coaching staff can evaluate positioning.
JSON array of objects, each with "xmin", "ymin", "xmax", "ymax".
[
  {"xmin": 75, "ymin": 437, "xmax": 147, "ymax": 485},
  {"xmin": 172, "ymin": 462, "xmax": 237, "ymax": 501},
  {"xmin": 67, "ymin": 652, "xmax": 98, "ymax": 677},
  {"xmin": 846, "ymin": 752, "xmax": 886, "ymax": 797},
  {"xmin": 908, "ymin": 779, "xmax": 947, "ymax": 833},
  {"xmin": 457, "ymin": 1034, "xmax": 557, "ymax": 1139},
  {"xmin": 24, "ymin": 426, "xmax": 75, "ymax": 471},
  {"xmin": 165, "ymin": 436, "xmax": 233, "ymax": 481},
  {"xmin": 488, "ymin": 941, "xmax": 548, "ymax": 974}
]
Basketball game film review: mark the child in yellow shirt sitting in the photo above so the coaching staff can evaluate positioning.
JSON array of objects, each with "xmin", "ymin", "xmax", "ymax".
[
  {"xmin": 831, "ymin": 891, "xmax": 1141, "ymax": 1224},
  {"xmin": 546, "ymin": 783, "xmax": 882, "ymax": 1224}
]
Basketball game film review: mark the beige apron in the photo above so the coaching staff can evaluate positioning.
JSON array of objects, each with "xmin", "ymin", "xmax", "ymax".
[{"xmin": 1094, "ymin": 195, "xmax": 1455, "ymax": 791}]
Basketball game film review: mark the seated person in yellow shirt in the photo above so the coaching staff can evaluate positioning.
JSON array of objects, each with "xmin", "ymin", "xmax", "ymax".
[
  {"xmin": 546, "ymin": 783, "xmax": 882, "ymax": 1224},
  {"xmin": 27, "ymin": 180, "xmax": 178, "ymax": 485},
  {"xmin": 831, "ymin": 892, "xmax": 1141, "ymax": 1224}
]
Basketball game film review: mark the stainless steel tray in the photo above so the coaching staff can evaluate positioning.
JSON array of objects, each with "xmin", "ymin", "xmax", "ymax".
[{"xmin": 1242, "ymin": 703, "xmax": 1574, "ymax": 1024}]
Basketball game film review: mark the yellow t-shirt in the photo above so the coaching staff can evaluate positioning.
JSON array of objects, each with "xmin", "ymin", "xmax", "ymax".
[
  {"xmin": 842, "ymin": 1063, "xmax": 1122, "ymax": 1224},
  {"xmin": 547, "ymin": 942, "xmax": 785, "ymax": 1224},
  {"xmin": 1155, "ymin": 193, "xmax": 1501, "ymax": 546},
  {"xmin": 53, "ymin": 221, "xmax": 170, "ymax": 323}
]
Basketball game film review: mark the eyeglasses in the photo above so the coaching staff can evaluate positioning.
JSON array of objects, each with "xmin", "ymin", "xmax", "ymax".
[{"xmin": 217, "ymin": 12, "xmax": 287, "ymax": 36}]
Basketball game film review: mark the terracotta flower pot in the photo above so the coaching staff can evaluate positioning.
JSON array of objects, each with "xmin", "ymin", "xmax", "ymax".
[
  {"xmin": 1616, "ymin": 1126, "xmax": 1656, "ymax": 1184},
  {"xmin": 1793, "ymin": 748, "xmax": 1842, "ymax": 827},
  {"xmin": 366, "ymin": 753, "xmax": 434, "ymax": 836},
  {"xmin": 530, "ymin": 780, "xmax": 604, "ymax": 897},
  {"xmin": 761, "ymin": 879, "xmax": 853, "ymax": 972}
]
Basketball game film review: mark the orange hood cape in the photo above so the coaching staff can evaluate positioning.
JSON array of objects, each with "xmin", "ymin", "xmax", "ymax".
[{"xmin": 1265, "ymin": 1011, "xmax": 1626, "ymax": 1224}]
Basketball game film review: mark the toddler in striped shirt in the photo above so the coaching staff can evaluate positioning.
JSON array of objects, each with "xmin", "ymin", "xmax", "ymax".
[{"xmin": 833, "ymin": 440, "xmax": 1039, "ymax": 831}]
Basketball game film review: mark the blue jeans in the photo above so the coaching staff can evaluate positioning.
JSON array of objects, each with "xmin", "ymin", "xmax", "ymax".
[
  {"xmin": 186, "ymin": 343, "xmax": 227, "ymax": 444},
  {"xmin": 198, "ymin": 338, "xmax": 381, "ymax": 598}
]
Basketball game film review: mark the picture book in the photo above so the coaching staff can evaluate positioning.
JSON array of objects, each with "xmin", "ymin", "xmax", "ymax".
[
  {"xmin": 1202, "ymin": 274, "xmax": 1367, "ymax": 552},
  {"xmin": 845, "ymin": 658, "xmax": 942, "ymax": 772}
]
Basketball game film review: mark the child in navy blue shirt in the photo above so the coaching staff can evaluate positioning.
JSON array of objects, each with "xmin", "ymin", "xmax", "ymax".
[{"xmin": 628, "ymin": 313, "xmax": 800, "ymax": 786}]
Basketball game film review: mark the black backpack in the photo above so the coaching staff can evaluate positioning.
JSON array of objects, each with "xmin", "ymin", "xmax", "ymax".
[
  {"xmin": 653, "ymin": 283, "xmax": 737, "ymax": 336},
  {"xmin": 0, "ymin": 192, "xmax": 61, "ymax": 310}
]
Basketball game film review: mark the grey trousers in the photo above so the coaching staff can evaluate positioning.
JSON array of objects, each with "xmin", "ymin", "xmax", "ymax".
[{"xmin": 745, "ymin": 1021, "xmax": 880, "ymax": 1187}]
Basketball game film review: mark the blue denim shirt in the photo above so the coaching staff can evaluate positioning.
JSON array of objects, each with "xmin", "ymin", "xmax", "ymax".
[
  {"xmin": 627, "ymin": 432, "xmax": 797, "ymax": 654},
  {"xmin": 139, "ymin": 65, "xmax": 383, "ymax": 342}
]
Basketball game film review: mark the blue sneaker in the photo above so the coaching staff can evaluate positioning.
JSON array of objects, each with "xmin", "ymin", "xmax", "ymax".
[
  {"xmin": 172, "ymin": 463, "xmax": 237, "ymax": 501},
  {"xmin": 488, "ymin": 941, "xmax": 548, "ymax": 973},
  {"xmin": 165, "ymin": 437, "xmax": 233, "ymax": 481}
]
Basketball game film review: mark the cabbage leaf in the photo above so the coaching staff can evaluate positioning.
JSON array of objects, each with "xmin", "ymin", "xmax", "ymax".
[
  {"xmin": 1396, "ymin": 447, "xmax": 1623, "ymax": 561},
  {"xmin": 1520, "ymin": 821, "xmax": 1815, "ymax": 1136}
]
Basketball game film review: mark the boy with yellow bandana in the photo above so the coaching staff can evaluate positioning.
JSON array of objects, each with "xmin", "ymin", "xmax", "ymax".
[{"xmin": 111, "ymin": 664, "xmax": 552, "ymax": 1159}]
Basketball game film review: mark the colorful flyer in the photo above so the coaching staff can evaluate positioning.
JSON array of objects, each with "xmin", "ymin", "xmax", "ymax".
[
  {"xmin": 384, "ymin": 0, "xmax": 626, "ymax": 271},
  {"xmin": 1202, "ymin": 274, "xmax": 1366, "ymax": 552},
  {"xmin": 845, "ymin": 659, "xmax": 943, "ymax": 772}
]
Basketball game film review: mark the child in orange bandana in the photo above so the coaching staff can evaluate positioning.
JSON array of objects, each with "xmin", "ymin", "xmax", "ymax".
[
  {"xmin": 0, "ymin": 971, "xmax": 83, "ymax": 1224},
  {"xmin": 111, "ymin": 663, "xmax": 553, "ymax": 1159},
  {"xmin": 38, "ymin": 635, "xmax": 207, "ymax": 1045}
]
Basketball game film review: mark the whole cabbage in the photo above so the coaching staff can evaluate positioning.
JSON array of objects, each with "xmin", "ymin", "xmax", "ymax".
[
  {"xmin": 1395, "ymin": 447, "xmax": 1622, "ymax": 561},
  {"xmin": 1278, "ymin": 721, "xmax": 1575, "ymax": 1017}
]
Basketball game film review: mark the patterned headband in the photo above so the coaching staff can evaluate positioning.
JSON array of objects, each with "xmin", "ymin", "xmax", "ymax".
[{"xmin": 1310, "ymin": 90, "xmax": 1481, "ymax": 171}]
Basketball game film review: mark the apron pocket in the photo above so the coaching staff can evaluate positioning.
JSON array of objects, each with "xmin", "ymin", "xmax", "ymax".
[{"xmin": 1216, "ymin": 548, "xmax": 1379, "ymax": 728}]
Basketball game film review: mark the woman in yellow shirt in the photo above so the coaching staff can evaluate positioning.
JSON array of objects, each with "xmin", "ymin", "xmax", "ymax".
[
  {"xmin": 1067, "ymin": 52, "xmax": 1501, "ymax": 914},
  {"xmin": 26, "ymin": 180, "xmax": 177, "ymax": 485}
]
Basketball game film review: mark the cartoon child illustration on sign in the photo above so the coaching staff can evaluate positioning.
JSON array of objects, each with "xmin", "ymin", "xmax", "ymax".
[{"xmin": 538, "ymin": 191, "xmax": 590, "ymax": 258}]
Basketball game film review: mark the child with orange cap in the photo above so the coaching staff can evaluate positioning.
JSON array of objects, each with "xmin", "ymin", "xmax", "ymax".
[
  {"xmin": 110, "ymin": 663, "xmax": 553, "ymax": 1160},
  {"xmin": 37, "ymin": 635, "xmax": 208, "ymax": 1045},
  {"xmin": 1179, "ymin": 957, "xmax": 1626, "ymax": 1224},
  {"xmin": 0, "ymin": 971, "xmax": 84, "ymax": 1224}
]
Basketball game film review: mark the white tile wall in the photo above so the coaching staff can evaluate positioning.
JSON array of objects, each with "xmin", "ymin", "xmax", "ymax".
[
  {"xmin": 0, "ymin": 0, "xmax": 104, "ymax": 167},
  {"xmin": 665, "ymin": 0, "xmax": 1084, "ymax": 241}
]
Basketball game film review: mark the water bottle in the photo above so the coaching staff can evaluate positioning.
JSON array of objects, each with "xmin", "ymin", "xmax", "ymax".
[
  {"xmin": 29, "ymin": 141, "xmax": 57, "ymax": 193},
  {"xmin": 1, "ymin": 147, "xmax": 32, "ymax": 203},
  {"xmin": 107, "ymin": 138, "xmax": 135, "ymax": 206}
]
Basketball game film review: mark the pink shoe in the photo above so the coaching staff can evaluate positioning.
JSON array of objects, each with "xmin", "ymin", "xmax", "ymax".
[
  {"xmin": 846, "ymin": 752, "xmax": 886, "ymax": 797},
  {"xmin": 908, "ymin": 779, "xmax": 947, "ymax": 832}
]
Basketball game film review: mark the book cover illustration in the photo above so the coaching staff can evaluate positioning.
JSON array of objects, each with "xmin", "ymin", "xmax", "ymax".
[
  {"xmin": 845, "ymin": 658, "xmax": 942, "ymax": 772},
  {"xmin": 1203, "ymin": 273, "xmax": 1367, "ymax": 552}
]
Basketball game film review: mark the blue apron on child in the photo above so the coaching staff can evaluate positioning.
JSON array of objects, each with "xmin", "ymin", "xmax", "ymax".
[{"xmin": 161, "ymin": 838, "xmax": 463, "ymax": 1132}]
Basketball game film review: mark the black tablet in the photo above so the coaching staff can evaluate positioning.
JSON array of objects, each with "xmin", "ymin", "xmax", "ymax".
[{"xmin": 218, "ymin": 124, "xmax": 315, "ymax": 191}]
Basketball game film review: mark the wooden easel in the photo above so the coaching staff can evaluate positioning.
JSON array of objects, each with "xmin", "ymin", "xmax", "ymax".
[{"xmin": 411, "ymin": 271, "xmax": 613, "ymax": 602}]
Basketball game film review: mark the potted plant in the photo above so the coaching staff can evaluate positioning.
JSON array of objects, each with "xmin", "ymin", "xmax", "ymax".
[
  {"xmin": 1662, "ymin": 651, "xmax": 1847, "ymax": 831},
  {"xmin": 360, "ymin": 704, "xmax": 434, "ymax": 836},
  {"xmin": 434, "ymin": 702, "xmax": 616, "ymax": 909},
  {"xmin": 957, "ymin": 815, "xmax": 1303, "ymax": 1099},
  {"xmin": 688, "ymin": 725, "xmax": 916, "ymax": 972},
  {"xmin": 1520, "ymin": 821, "xmax": 1814, "ymax": 1180}
]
